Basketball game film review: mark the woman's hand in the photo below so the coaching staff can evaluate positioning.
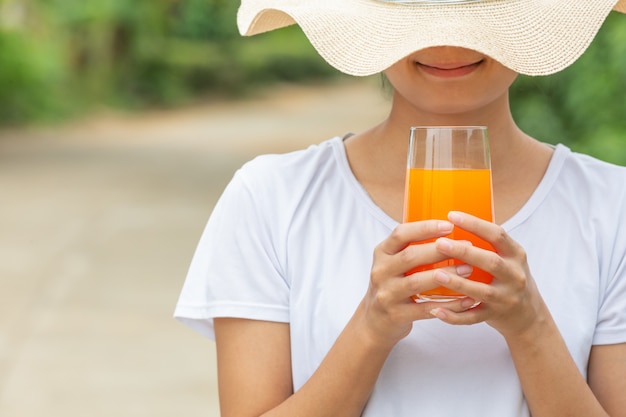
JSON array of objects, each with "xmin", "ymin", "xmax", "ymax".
[
  {"xmin": 428, "ymin": 211, "xmax": 546, "ymax": 339},
  {"xmin": 427, "ymin": 211, "xmax": 626, "ymax": 417},
  {"xmin": 360, "ymin": 219, "xmax": 477, "ymax": 348}
]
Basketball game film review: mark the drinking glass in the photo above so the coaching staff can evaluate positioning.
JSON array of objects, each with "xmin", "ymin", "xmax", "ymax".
[{"xmin": 403, "ymin": 126, "xmax": 495, "ymax": 302}]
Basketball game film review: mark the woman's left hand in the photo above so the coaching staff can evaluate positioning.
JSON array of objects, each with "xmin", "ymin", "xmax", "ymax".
[{"xmin": 428, "ymin": 211, "xmax": 546, "ymax": 339}]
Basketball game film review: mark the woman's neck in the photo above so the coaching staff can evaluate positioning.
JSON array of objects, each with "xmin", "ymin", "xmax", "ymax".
[{"xmin": 344, "ymin": 90, "xmax": 554, "ymax": 224}]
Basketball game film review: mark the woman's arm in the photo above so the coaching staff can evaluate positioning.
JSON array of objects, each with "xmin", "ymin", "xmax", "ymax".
[
  {"xmin": 502, "ymin": 311, "xmax": 617, "ymax": 417},
  {"xmin": 214, "ymin": 319, "xmax": 293, "ymax": 417},
  {"xmin": 214, "ymin": 219, "xmax": 476, "ymax": 417},
  {"xmin": 588, "ymin": 343, "xmax": 626, "ymax": 416},
  {"xmin": 214, "ymin": 312, "xmax": 395, "ymax": 417},
  {"xmin": 428, "ymin": 211, "xmax": 625, "ymax": 417}
]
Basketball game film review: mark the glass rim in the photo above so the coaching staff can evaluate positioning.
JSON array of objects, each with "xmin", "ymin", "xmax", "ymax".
[{"xmin": 409, "ymin": 125, "xmax": 487, "ymax": 130}]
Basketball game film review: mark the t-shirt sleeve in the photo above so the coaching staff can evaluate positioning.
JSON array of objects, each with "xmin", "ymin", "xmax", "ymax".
[
  {"xmin": 594, "ymin": 272, "xmax": 626, "ymax": 345},
  {"xmin": 593, "ymin": 211, "xmax": 626, "ymax": 345},
  {"xmin": 174, "ymin": 166, "xmax": 290, "ymax": 340}
]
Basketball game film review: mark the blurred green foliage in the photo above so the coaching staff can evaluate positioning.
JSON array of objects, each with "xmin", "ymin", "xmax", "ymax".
[
  {"xmin": 511, "ymin": 12, "xmax": 626, "ymax": 164},
  {"xmin": 0, "ymin": 1, "xmax": 624, "ymax": 164},
  {"xmin": 0, "ymin": 0, "xmax": 339, "ymax": 124}
]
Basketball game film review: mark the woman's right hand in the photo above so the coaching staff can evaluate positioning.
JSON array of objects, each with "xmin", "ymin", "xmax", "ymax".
[{"xmin": 360, "ymin": 219, "xmax": 476, "ymax": 347}]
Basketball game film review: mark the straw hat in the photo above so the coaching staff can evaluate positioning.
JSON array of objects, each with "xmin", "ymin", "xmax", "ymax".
[{"xmin": 237, "ymin": 0, "xmax": 626, "ymax": 76}]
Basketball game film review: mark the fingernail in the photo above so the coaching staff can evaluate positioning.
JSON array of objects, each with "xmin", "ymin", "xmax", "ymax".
[
  {"xmin": 461, "ymin": 298, "xmax": 476, "ymax": 308},
  {"xmin": 438, "ymin": 221, "xmax": 453, "ymax": 233},
  {"xmin": 434, "ymin": 269, "xmax": 450, "ymax": 284},
  {"xmin": 430, "ymin": 308, "xmax": 446, "ymax": 319},
  {"xmin": 455, "ymin": 264, "xmax": 472, "ymax": 277},
  {"xmin": 436, "ymin": 238, "xmax": 453, "ymax": 252},
  {"xmin": 448, "ymin": 211, "xmax": 463, "ymax": 224}
]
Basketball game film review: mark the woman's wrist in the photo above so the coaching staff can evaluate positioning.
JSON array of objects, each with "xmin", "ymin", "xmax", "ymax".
[
  {"xmin": 351, "ymin": 300, "xmax": 407, "ymax": 355},
  {"xmin": 500, "ymin": 300, "xmax": 554, "ymax": 349}
]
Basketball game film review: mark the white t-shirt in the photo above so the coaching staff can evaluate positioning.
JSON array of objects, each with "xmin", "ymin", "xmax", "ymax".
[{"xmin": 175, "ymin": 136, "xmax": 626, "ymax": 416}]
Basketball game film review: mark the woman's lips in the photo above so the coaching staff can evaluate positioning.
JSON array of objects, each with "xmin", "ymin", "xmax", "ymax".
[{"xmin": 416, "ymin": 60, "xmax": 483, "ymax": 78}]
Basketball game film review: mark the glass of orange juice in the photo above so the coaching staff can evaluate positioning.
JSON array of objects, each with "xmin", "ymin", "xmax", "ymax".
[{"xmin": 403, "ymin": 126, "xmax": 495, "ymax": 302}]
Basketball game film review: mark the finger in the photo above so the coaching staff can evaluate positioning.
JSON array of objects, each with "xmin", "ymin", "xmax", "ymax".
[
  {"xmin": 372, "ymin": 242, "xmax": 446, "ymax": 283},
  {"xmin": 432, "ymin": 268, "xmax": 496, "ymax": 302},
  {"xmin": 448, "ymin": 211, "xmax": 518, "ymax": 257},
  {"xmin": 419, "ymin": 297, "xmax": 478, "ymax": 317},
  {"xmin": 435, "ymin": 237, "xmax": 508, "ymax": 279},
  {"xmin": 430, "ymin": 303, "xmax": 488, "ymax": 325},
  {"xmin": 378, "ymin": 220, "xmax": 453, "ymax": 255},
  {"xmin": 450, "ymin": 263, "xmax": 473, "ymax": 278},
  {"xmin": 371, "ymin": 296, "xmax": 477, "ymax": 328},
  {"xmin": 400, "ymin": 264, "xmax": 474, "ymax": 300},
  {"xmin": 389, "ymin": 241, "xmax": 453, "ymax": 277},
  {"xmin": 386, "ymin": 238, "xmax": 473, "ymax": 279}
]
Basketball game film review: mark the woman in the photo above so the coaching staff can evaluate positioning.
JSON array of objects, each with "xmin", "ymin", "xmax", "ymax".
[{"xmin": 175, "ymin": 1, "xmax": 626, "ymax": 416}]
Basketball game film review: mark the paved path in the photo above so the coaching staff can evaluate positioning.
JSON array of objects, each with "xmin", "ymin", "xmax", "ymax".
[{"xmin": 0, "ymin": 79, "xmax": 389, "ymax": 417}]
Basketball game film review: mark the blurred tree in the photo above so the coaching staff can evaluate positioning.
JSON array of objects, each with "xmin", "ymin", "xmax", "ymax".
[
  {"xmin": 0, "ymin": 0, "xmax": 69, "ymax": 123},
  {"xmin": 0, "ymin": 0, "xmax": 623, "ymax": 166},
  {"xmin": 171, "ymin": 0, "xmax": 238, "ymax": 40}
]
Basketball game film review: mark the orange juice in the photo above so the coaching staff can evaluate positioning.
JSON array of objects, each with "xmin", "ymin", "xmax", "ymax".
[{"xmin": 404, "ymin": 168, "xmax": 495, "ymax": 299}]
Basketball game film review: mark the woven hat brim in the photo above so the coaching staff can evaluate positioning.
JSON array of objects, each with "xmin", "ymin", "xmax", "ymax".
[{"xmin": 238, "ymin": 0, "xmax": 626, "ymax": 76}]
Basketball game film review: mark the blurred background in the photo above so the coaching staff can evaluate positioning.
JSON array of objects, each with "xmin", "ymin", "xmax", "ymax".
[{"xmin": 0, "ymin": 1, "xmax": 625, "ymax": 416}]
